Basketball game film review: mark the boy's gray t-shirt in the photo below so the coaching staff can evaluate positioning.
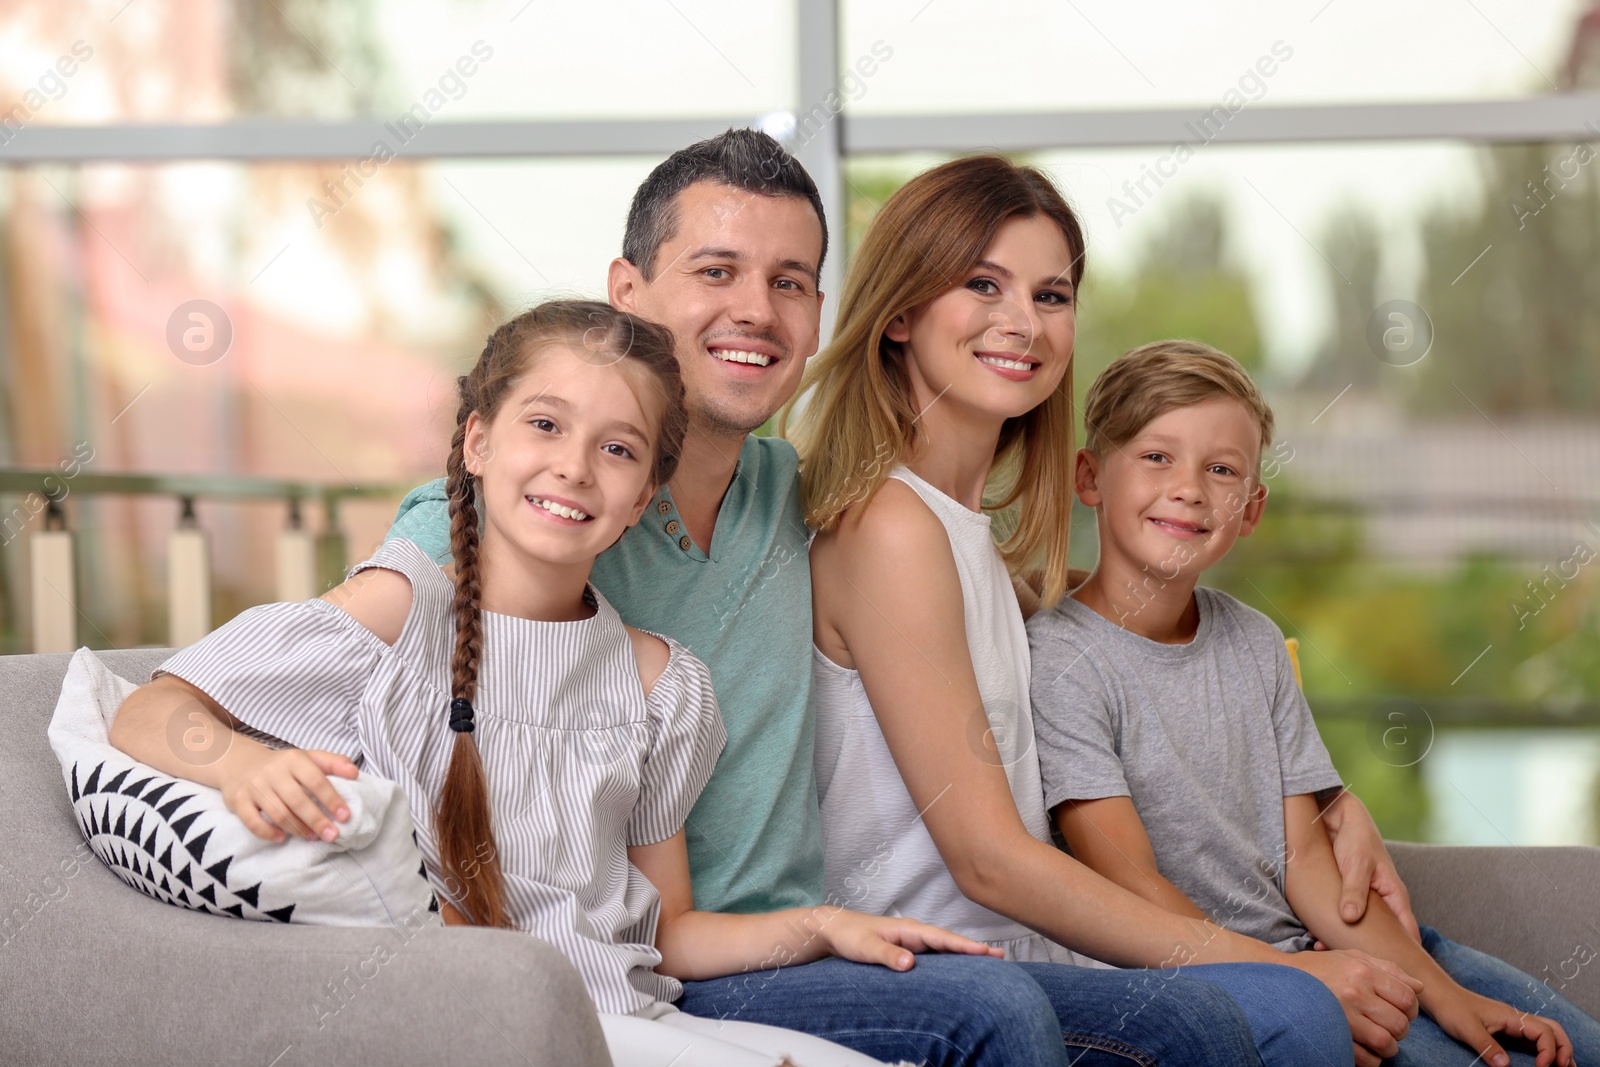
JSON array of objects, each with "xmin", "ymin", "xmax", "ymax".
[{"xmin": 1028, "ymin": 587, "xmax": 1343, "ymax": 950}]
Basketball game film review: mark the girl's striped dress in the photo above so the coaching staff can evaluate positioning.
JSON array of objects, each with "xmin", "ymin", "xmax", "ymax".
[{"xmin": 156, "ymin": 537, "xmax": 726, "ymax": 1015}]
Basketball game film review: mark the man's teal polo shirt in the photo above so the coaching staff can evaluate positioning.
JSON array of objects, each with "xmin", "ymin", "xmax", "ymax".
[{"xmin": 384, "ymin": 434, "xmax": 824, "ymax": 915}]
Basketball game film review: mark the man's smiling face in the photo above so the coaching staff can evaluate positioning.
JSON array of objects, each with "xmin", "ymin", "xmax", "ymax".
[{"xmin": 611, "ymin": 180, "xmax": 825, "ymax": 436}]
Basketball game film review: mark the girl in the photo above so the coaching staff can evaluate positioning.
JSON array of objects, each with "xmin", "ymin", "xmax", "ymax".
[
  {"xmin": 109, "ymin": 300, "xmax": 999, "ymax": 1067},
  {"xmin": 780, "ymin": 157, "xmax": 1426, "ymax": 1067}
]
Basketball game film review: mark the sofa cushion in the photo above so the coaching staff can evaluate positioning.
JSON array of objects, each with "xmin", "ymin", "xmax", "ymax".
[{"xmin": 46, "ymin": 647, "xmax": 439, "ymax": 928}]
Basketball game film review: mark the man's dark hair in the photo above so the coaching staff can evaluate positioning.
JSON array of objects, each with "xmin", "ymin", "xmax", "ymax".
[{"xmin": 622, "ymin": 127, "xmax": 828, "ymax": 284}]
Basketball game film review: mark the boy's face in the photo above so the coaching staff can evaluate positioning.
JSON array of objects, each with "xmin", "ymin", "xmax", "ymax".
[{"xmin": 1076, "ymin": 396, "xmax": 1268, "ymax": 582}]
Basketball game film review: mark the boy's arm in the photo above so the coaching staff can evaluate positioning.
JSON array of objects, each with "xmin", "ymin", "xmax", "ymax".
[
  {"xmin": 1052, "ymin": 797, "xmax": 1209, "ymax": 922},
  {"xmin": 1057, "ymin": 793, "xmax": 1431, "ymax": 1065},
  {"xmin": 1319, "ymin": 789, "xmax": 1422, "ymax": 939},
  {"xmin": 1284, "ymin": 793, "xmax": 1572, "ymax": 1067},
  {"xmin": 1267, "ymin": 626, "xmax": 1422, "ymax": 938}
]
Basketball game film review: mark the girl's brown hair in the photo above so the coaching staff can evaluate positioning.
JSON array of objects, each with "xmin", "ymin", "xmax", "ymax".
[
  {"xmin": 778, "ymin": 155, "xmax": 1087, "ymax": 607},
  {"xmin": 439, "ymin": 300, "xmax": 685, "ymax": 928}
]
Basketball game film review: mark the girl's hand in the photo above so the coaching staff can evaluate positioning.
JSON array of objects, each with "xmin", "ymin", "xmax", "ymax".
[
  {"xmin": 216, "ymin": 745, "xmax": 358, "ymax": 843},
  {"xmin": 1427, "ymin": 986, "xmax": 1574, "ymax": 1067},
  {"xmin": 818, "ymin": 908, "xmax": 1006, "ymax": 971},
  {"xmin": 1286, "ymin": 946, "xmax": 1422, "ymax": 1065}
]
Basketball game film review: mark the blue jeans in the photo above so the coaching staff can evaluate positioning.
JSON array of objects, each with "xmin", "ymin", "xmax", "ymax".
[
  {"xmin": 677, "ymin": 952, "xmax": 1351, "ymax": 1066},
  {"xmin": 1015, "ymin": 960, "xmax": 1353, "ymax": 1067},
  {"xmin": 1387, "ymin": 926, "xmax": 1600, "ymax": 1066}
]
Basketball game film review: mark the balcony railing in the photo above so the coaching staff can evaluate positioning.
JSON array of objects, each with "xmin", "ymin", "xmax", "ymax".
[{"xmin": 0, "ymin": 468, "xmax": 403, "ymax": 653}]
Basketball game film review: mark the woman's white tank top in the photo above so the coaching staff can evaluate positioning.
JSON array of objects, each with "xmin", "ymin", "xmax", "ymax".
[{"xmin": 812, "ymin": 465, "xmax": 1089, "ymax": 963}]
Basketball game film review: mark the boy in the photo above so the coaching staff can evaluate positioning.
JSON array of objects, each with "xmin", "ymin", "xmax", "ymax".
[{"xmin": 1028, "ymin": 340, "xmax": 1593, "ymax": 1067}]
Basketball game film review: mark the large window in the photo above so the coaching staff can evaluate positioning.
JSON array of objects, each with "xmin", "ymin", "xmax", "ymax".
[{"xmin": 3, "ymin": 0, "xmax": 1597, "ymax": 846}]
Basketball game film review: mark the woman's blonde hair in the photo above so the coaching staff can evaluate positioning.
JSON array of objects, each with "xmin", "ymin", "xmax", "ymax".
[{"xmin": 778, "ymin": 155, "xmax": 1086, "ymax": 607}]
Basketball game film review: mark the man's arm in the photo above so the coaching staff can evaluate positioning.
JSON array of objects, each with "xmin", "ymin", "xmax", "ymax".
[
  {"xmin": 1318, "ymin": 789, "xmax": 1421, "ymax": 940},
  {"xmin": 385, "ymin": 477, "xmax": 453, "ymax": 563}
]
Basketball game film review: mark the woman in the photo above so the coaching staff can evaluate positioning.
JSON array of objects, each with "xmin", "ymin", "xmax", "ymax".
[{"xmin": 781, "ymin": 155, "xmax": 1422, "ymax": 1066}]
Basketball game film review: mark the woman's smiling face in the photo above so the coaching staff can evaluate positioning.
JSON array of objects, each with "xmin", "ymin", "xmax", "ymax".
[
  {"xmin": 464, "ymin": 342, "xmax": 663, "ymax": 568},
  {"xmin": 888, "ymin": 213, "xmax": 1077, "ymax": 426}
]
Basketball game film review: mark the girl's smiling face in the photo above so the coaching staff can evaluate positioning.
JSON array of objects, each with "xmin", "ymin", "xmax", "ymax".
[
  {"xmin": 887, "ymin": 213, "xmax": 1077, "ymax": 426},
  {"xmin": 464, "ymin": 342, "xmax": 663, "ymax": 569}
]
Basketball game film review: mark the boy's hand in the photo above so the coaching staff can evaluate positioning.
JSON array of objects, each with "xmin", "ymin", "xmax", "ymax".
[
  {"xmin": 1321, "ymin": 791, "xmax": 1422, "ymax": 940},
  {"xmin": 1286, "ymin": 946, "xmax": 1423, "ymax": 1064},
  {"xmin": 216, "ymin": 745, "xmax": 357, "ymax": 843},
  {"xmin": 1426, "ymin": 986, "xmax": 1573, "ymax": 1067},
  {"xmin": 817, "ymin": 908, "xmax": 1007, "ymax": 971}
]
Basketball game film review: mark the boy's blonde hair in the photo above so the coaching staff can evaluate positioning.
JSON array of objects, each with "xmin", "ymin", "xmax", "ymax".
[{"xmin": 1083, "ymin": 340, "xmax": 1274, "ymax": 463}]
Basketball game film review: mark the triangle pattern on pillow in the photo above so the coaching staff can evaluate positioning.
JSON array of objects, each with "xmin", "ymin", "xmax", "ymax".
[{"xmin": 70, "ymin": 758, "xmax": 308, "ymax": 927}]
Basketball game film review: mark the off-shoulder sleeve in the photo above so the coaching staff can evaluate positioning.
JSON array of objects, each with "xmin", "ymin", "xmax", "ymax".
[
  {"xmin": 627, "ymin": 640, "xmax": 727, "ymax": 847},
  {"xmin": 154, "ymin": 600, "xmax": 384, "ymax": 764}
]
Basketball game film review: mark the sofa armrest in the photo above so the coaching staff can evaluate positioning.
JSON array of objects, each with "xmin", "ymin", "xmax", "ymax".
[
  {"xmin": 1389, "ymin": 840, "xmax": 1600, "ymax": 1020},
  {"xmin": 1, "ymin": 863, "xmax": 610, "ymax": 1066},
  {"xmin": 2, "ymin": 647, "xmax": 609, "ymax": 1066}
]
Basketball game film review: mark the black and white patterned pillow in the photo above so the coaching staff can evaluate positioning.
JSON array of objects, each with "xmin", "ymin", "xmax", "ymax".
[{"xmin": 48, "ymin": 648, "xmax": 440, "ymax": 928}]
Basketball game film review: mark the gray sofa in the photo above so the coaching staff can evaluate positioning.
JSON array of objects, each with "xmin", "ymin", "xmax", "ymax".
[
  {"xmin": 4, "ymin": 650, "xmax": 1598, "ymax": 1065},
  {"xmin": 2, "ymin": 648, "xmax": 610, "ymax": 1067}
]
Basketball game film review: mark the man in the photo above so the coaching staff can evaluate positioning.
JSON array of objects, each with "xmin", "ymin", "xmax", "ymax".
[{"xmin": 387, "ymin": 128, "xmax": 1417, "ymax": 1064}]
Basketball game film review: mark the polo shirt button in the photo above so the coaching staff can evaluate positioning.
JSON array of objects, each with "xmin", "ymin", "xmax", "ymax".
[
  {"xmin": 656, "ymin": 500, "xmax": 671, "ymax": 515},
  {"xmin": 678, "ymin": 535, "xmax": 692, "ymax": 551},
  {"xmin": 665, "ymin": 520, "xmax": 681, "ymax": 535}
]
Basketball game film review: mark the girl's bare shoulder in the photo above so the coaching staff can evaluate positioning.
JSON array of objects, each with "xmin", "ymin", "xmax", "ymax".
[
  {"xmin": 623, "ymin": 625, "xmax": 671, "ymax": 698},
  {"xmin": 318, "ymin": 566, "xmax": 414, "ymax": 647}
]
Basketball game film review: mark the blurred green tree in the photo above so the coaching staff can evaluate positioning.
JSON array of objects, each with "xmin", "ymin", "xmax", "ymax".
[{"xmin": 1413, "ymin": 143, "xmax": 1600, "ymax": 414}]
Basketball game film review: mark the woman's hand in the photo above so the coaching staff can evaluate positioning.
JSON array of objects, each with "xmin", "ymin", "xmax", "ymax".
[
  {"xmin": 1286, "ymin": 946, "xmax": 1423, "ymax": 1065},
  {"xmin": 216, "ymin": 745, "xmax": 358, "ymax": 843},
  {"xmin": 816, "ymin": 907, "xmax": 1006, "ymax": 971},
  {"xmin": 1426, "ymin": 986, "xmax": 1574, "ymax": 1067}
]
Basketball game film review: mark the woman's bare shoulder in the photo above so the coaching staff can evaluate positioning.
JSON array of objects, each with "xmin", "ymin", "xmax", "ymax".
[
  {"xmin": 822, "ymin": 477, "xmax": 949, "ymax": 562},
  {"xmin": 812, "ymin": 480, "xmax": 961, "ymax": 631}
]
